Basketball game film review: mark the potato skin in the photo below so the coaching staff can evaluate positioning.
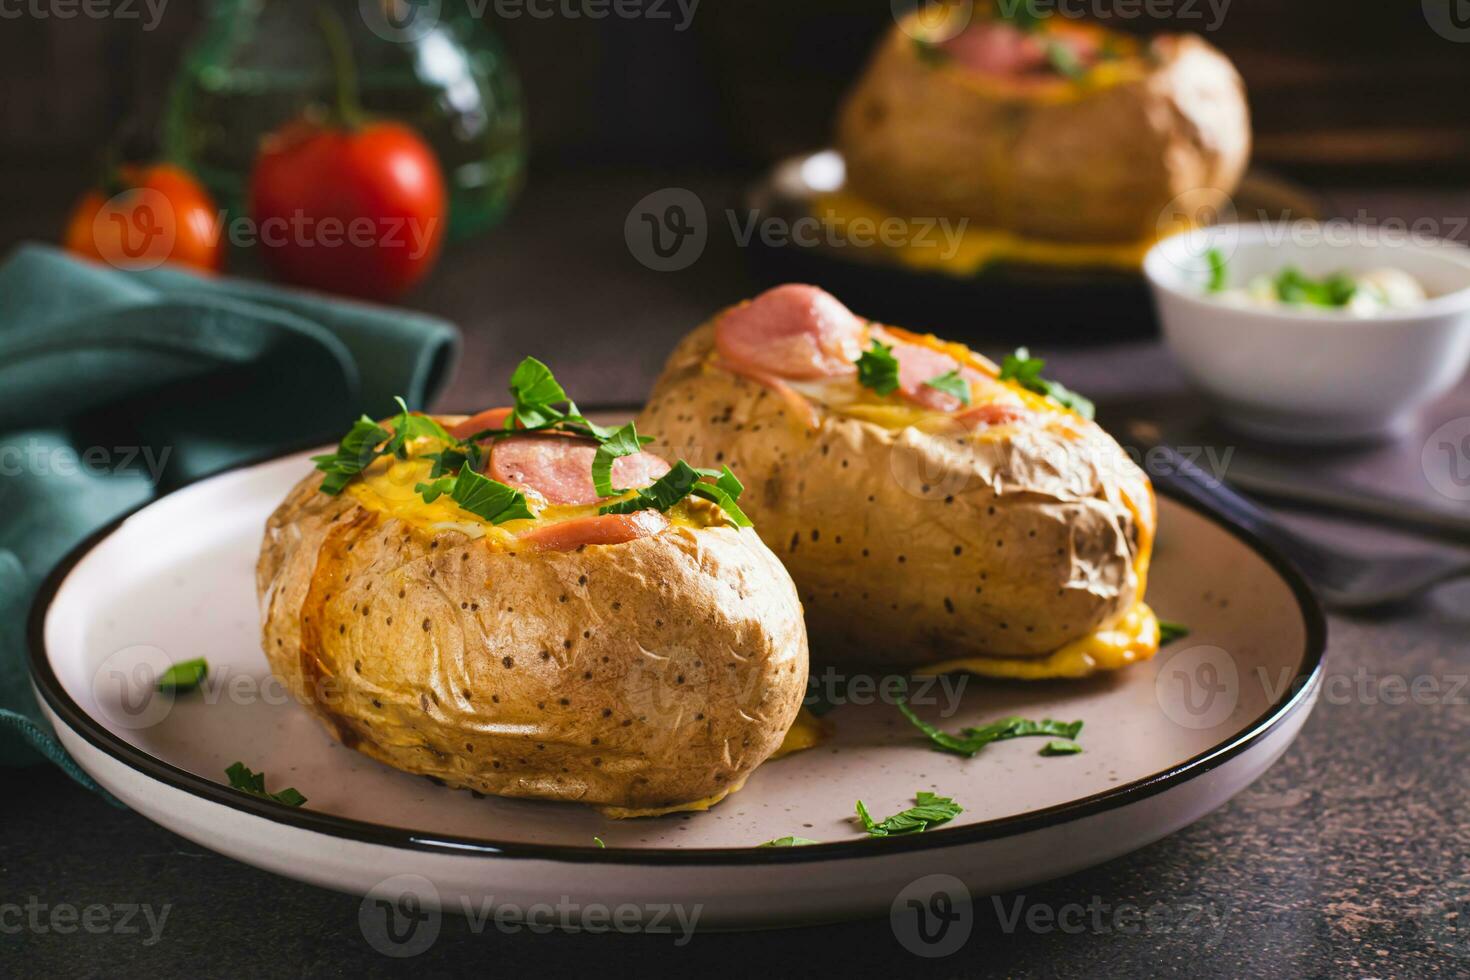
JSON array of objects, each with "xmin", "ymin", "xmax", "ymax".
[
  {"xmin": 636, "ymin": 324, "xmax": 1154, "ymax": 667},
  {"xmin": 256, "ymin": 466, "xmax": 808, "ymax": 811},
  {"xmin": 837, "ymin": 28, "xmax": 1250, "ymax": 244}
]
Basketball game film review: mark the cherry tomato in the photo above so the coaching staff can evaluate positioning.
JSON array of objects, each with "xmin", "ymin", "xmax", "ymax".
[
  {"xmin": 63, "ymin": 163, "xmax": 224, "ymax": 274},
  {"xmin": 249, "ymin": 120, "xmax": 447, "ymax": 301}
]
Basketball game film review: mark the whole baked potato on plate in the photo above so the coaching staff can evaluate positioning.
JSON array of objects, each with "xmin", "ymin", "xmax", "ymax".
[
  {"xmin": 257, "ymin": 360, "xmax": 811, "ymax": 817},
  {"xmin": 637, "ymin": 283, "xmax": 1158, "ymax": 677}
]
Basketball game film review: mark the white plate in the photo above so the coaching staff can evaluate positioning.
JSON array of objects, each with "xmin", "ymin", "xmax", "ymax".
[{"xmin": 29, "ymin": 448, "xmax": 1324, "ymax": 931}]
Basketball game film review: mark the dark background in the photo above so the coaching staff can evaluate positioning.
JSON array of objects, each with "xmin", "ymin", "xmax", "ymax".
[{"xmin": 3, "ymin": 0, "xmax": 1470, "ymax": 181}]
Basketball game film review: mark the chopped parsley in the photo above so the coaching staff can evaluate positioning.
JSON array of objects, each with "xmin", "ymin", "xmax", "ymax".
[
  {"xmin": 759, "ymin": 836, "xmax": 820, "ymax": 847},
  {"xmin": 312, "ymin": 358, "xmax": 753, "ymax": 528},
  {"xmin": 1040, "ymin": 739, "xmax": 1083, "ymax": 756},
  {"xmin": 856, "ymin": 340, "xmax": 901, "ymax": 397},
  {"xmin": 225, "ymin": 762, "xmax": 307, "ymax": 807},
  {"xmin": 897, "ymin": 687, "xmax": 1082, "ymax": 758},
  {"xmin": 312, "ymin": 398, "xmax": 456, "ymax": 495},
  {"xmin": 1205, "ymin": 247, "xmax": 1228, "ymax": 292},
  {"xmin": 856, "ymin": 792, "xmax": 962, "ymax": 837},
  {"xmin": 599, "ymin": 460, "xmax": 753, "ymax": 527},
  {"xmin": 1159, "ymin": 620, "xmax": 1191, "ymax": 645},
  {"xmin": 1046, "ymin": 39, "xmax": 1086, "ymax": 80},
  {"xmin": 156, "ymin": 657, "xmax": 207, "ymax": 693},
  {"xmin": 998, "ymin": 348, "xmax": 1095, "ymax": 419},
  {"xmin": 382, "ymin": 397, "xmax": 454, "ymax": 456},
  {"xmin": 599, "ymin": 460, "xmax": 701, "ymax": 516},
  {"xmin": 415, "ymin": 467, "xmax": 534, "ymax": 525},
  {"xmin": 689, "ymin": 465, "xmax": 753, "ymax": 527},
  {"xmin": 591, "ymin": 421, "xmax": 654, "ymax": 498},
  {"xmin": 311, "ymin": 416, "xmax": 392, "ymax": 495},
  {"xmin": 923, "ymin": 369, "xmax": 971, "ymax": 406},
  {"xmin": 502, "ymin": 357, "xmax": 615, "ymax": 439}
]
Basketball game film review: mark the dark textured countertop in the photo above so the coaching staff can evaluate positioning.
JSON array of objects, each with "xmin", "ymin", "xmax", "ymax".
[{"xmin": 5, "ymin": 173, "xmax": 1470, "ymax": 978}]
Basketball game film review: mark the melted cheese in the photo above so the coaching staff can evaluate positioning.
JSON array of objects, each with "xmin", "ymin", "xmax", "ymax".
[
  {"xmin": 344, "ymin": 441, "xmax": 722, "ymax": 547},
  {"xmin": 769, "ymin": 707, "xmax": 828, "ymax": 760},
  {"xmin": 918, "ymin": 602, "xmax": 1160, "ymax": 680},
  {"xmin": 595, "ymin": 774, "xmax": 749, "ymax": 820},
  {"xmin": 813, "ymin": 190, "xmax": 1162, "ymax": 276}
]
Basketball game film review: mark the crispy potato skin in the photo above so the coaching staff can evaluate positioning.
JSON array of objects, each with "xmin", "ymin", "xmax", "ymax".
[
  {"xmin": 837, "ymin": 29, "xmax": 1250, "ymax": 244},
  {"xmin": 256, "ymin": 467, "xmax": 808, "ymax": 810},
  {"xmin": 636, "ymin": 324, "xmax": 1155, "ymax": 667}
]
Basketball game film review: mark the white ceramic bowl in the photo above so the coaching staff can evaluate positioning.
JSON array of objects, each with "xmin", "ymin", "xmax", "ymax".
[{"xmin": 1144, "ymin": 223, "xmax": 1470, "ymax": 443}]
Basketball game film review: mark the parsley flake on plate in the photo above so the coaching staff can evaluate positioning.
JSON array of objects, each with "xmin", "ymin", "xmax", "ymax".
[
  {"xmin": 156, "ymin": 657, "xmax": 208, "ymax": 693},
  {"xmin": 1158, "ymin": 620, "xmax": 1192, "ymax": 645},
  {"xmin": 225, "ymin": 762, "xmax": 307, "ymax": 807},
  {"xmin": 856, "ymin": 792, "xmax": 963, "ymax": 837},
  {"xmin": 1040, "ymin": 739, "xmax": 1084, "ymax": 756},
  {"xmin": 896, "ymin": 686, "xmax": 1082, "ymax": 759}
]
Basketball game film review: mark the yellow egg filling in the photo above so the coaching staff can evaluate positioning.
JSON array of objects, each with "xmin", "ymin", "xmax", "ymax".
[{"xmin": 343, "ymin": 438, "xmax": 725, "ymax": 549}]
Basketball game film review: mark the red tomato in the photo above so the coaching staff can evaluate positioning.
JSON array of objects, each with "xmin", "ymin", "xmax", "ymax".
[
  {"xmin": 249, "ymin": 120, "xmax": 447, "ymax": 301},
  {"xmin": 63, "ymin": 163, "xmax": 224, "ymax": 274}
]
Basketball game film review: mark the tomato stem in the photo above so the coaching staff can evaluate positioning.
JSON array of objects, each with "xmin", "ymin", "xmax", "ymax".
[{"xmin": 315, "ymin": 3, "xmax": 365, "ymax": 129}]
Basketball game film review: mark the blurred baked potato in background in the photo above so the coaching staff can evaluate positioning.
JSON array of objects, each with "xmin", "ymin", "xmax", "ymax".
[{"xmin": 836, "ymin": 2, "xmax": 1250, "ymax": 246}]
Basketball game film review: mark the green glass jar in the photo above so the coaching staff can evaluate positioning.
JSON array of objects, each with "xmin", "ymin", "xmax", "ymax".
[{"xmin": 164, "ymin": 0, "xmax": 525, "ymax": 239}]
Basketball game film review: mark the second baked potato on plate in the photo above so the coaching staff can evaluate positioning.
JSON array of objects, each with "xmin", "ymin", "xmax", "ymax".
[{"xmin": 638, "ymin": 283, "xmax": 1158, "ymax": 677}]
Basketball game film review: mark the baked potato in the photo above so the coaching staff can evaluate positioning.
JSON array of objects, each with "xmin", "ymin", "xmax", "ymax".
[
  {"xmin": 256, "ymin": 362, "xmax": 808, "ymax": 816},
  {"xmin": 636, "ymin": 284, "xmax": 1158, "ymax": 678},
  {"xmin": 834, "ymin": 2, "xmax": 1250, "ymax": 251}
]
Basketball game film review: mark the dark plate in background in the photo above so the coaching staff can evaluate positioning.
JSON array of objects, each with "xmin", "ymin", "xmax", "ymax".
[{"xmin": 742, "ymin": 150, "xmax": 1320, "ymax": 345}]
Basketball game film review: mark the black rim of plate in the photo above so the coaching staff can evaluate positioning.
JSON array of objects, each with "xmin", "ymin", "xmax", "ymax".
[{"xmin": 27, "ymin": 440, "xmax": 1328, "ymax": 868}]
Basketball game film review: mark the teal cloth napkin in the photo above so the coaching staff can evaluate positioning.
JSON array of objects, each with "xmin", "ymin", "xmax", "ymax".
[{"xmin": 0, "ymin": 243, "xmax": 460, "ymax": 785}]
